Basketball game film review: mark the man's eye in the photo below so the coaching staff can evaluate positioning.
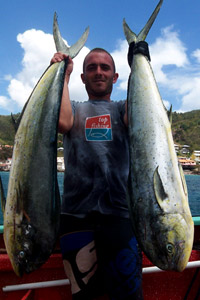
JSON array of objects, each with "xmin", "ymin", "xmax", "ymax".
[
  {"xmin": 87, "ymin": 65, "xmax": 96, "ymax": 71},
  {"xmin": 101, "ymin": 65, "xmax": 110, "ymax": 70}
]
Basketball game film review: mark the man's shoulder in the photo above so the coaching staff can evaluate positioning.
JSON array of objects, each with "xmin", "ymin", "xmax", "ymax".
[{"xmin": 111, "ymin": 99, "xmax": 126, "ymax": 109}]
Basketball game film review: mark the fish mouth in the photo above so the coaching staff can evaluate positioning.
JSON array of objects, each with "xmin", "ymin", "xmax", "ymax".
[{"xmin": 160, "ymin": 250, "xmax": 189, "ymax": 272}]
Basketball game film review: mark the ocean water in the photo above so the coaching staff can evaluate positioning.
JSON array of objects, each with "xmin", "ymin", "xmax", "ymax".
[
  {"xmin": 0, "ymin": 171, "xmax": 64, "ymax": 225},
  {"xmin": 0, "ymin": 172, "xmax": 200, "ymax": 225}
]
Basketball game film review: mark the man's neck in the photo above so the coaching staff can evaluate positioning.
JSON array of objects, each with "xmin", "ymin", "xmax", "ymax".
[{"xmin": 88, "ymin": 94, "xmax": 111, "ymax": 102}]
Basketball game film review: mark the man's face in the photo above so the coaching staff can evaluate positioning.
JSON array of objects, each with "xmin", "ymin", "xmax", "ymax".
[{"xmin": 81, "ymin": 51, "xmax": 118, "ymax": 100}]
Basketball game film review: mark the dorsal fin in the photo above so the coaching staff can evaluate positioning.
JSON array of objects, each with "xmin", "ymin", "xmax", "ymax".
[
  {"xmin": 167, "ymin": 105, "xmax": 172, "ymax": 125},
  {"xmin": 11, "ymin": 113, "xmax": 21, "ymax": 133}
]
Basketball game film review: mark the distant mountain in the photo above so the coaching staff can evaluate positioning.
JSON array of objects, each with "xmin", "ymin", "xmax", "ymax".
[
  {"xmin": 0, "ymin": 114, "xmax": 17, "ymax": 145},
  {"xmin": 0, "ymin": 109, "xmax": 200, "ymax": 153},
  {"xmin": 172, "ymin": 110, "xmax": 200, "ymax": 153},
  {"xmin": 0, "ymin": 113, "xmax": 63, "ymax": 160}
]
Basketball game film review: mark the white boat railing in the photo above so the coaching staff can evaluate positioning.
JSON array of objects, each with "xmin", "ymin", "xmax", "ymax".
[{"xmin": 2, "ymin": 260, "xmax": 200, "ymax": 292}]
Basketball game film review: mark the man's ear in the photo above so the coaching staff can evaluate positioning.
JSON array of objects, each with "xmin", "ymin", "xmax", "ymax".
[
  {"xmin": 113, "ymin": 73, "xmax": 119, "ymax": 84},
  {"xmin": 81, "ymin": 73, "xmax": 85, "ymax": 84}
]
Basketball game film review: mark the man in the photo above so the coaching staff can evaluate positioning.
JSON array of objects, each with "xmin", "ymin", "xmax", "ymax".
[{"xmin": 51, "ymin": 48, "xmax": 143, "ymax": 300}]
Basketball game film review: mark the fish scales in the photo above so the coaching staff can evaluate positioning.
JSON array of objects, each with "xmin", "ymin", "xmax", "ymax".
[
  {"xmin": 129, "ymin": 55, "xmax": 182, "ymax": 207},
  {"xmin": 4, "ymin": 61, "xmax": 65, "ymax": 276},
  {"xmin": 3, "ymin": 13, "xmax": 89, "ymax": 276},
  {"xmin": 124, "ymin": 0, "xmax": 194, "ymax": 272}
]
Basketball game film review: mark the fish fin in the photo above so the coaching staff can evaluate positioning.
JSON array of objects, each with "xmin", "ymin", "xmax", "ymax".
[
  {"xmin": 15, "ymin": 183, "xmax": 24, "ymax": 215},
  {"xmin": 11, "ymin": 95, "xmax": 31, "ymax": 134},
  {"xmin": 53, "ymin": 13, "xmax": 89, "ymax": 59},
  {"xmin": 23, "ymin": 209, "xmax": 31, "ymax": 223},
  {"xmin": 153, "ymin": 166, "xmax": 170, "ymax": 212},
  {"xmin": 123, "ymin": 20, "xmax": 137, "ymax": 44},
  {"xmin": 123, "ymin": 0, "xmax": 163, "ymax": 43},
  {"xmin": 0, "ymin": 175, "xmax": 6, "ymax": 215},
  {"xmin": 178, "ymin": 162, "xmax": 188, "ymax": 197},
  {"xmin": 11, "ymin": 113, "xmax": 22, "ymax": 133},
  {"xmin": 167, "ymin": 105, "xmax": 172, "ymax": 125}
]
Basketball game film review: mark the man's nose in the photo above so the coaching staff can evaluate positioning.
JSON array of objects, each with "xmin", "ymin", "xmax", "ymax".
[{"xmin": 96, "ymin": 65, "xmax": 102, "ymax": 74}]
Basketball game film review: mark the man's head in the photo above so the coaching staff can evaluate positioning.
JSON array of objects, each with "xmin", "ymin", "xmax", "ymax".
[{"xmin": 81, "ymin": 48, "xmax": 118, "ymax": 101}]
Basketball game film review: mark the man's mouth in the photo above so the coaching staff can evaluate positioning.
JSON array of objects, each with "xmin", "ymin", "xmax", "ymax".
[{"xmin": 93, "ymin": 79, "xmax": 105, "ymax": 82}]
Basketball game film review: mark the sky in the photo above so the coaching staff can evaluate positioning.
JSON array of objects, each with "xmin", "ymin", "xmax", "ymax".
[{"xmin": 0, "ymin": 0, "xmax": 200, "ymax": 115}]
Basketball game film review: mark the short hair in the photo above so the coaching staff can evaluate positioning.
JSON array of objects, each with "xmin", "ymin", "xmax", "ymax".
[{"xmin": 83, "ymin": 48, "xmax": 116, "ymax": 73}]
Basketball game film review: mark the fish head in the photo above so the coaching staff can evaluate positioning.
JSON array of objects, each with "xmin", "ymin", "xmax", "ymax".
[
  {"xmin": 4, "ymin": 219, "xmax": 52, "ymax": 276},
  {"xmin": 4, "ymin": 220, "xmax": 36, "ymax": 276},
  {"xmin": 149, "ymin": 213, "xmax": 194, "ymax": 272}
]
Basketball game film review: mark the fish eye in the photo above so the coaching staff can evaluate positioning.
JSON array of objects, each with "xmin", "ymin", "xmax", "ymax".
[
  {"xmin": 18, "ymin": 251, "xmax": 25, "ymax": 259},
  {"xmin": 166, "ymin": 244, "xmax": 174, "ymax": 254}
]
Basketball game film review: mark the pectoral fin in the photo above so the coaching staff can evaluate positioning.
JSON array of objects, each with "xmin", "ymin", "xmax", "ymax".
[
  {"xmin": 178, "ymin": 162, "xmax": 188, "ymax": 197},
  {"xmin": 153, "ymin": 166, "xmax": 170, "ymax": 212},
  {"xmin": 0, "ymin": 175, "xmax": 6, "ymax": 215}
]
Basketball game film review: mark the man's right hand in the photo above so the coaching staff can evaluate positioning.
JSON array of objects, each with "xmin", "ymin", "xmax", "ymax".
[{"xmin": 50, "ymin": 52, "xmax": 73, "ymax": 83}]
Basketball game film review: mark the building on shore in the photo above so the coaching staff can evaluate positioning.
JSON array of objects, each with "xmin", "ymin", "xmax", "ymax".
[
  {"xmin": 193, "ymin": 150, "xmax": 200, "ymax": 162},
  {"xmin": 178, "ymin": 157, "xmax": 197, "ymax": 170},
  {"xmin": 0, "ymin": 158, "xmax": 12, "ymax": 171},
  {"xmin": 0, "ymin": 157, "xmax": 65, "ymax": 172},
  {"xmin": 57, "ymin": 157, "xmax": 65, "ymax": 172}
]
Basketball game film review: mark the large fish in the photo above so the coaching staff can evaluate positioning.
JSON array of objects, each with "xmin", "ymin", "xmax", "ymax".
[
  {"xmin": 124, "ymin": 0, "xmax": 194, "ymax": 271},
  {"xmin": 2, "ymin": 14, "xmax": 89, "ymax": 276}
]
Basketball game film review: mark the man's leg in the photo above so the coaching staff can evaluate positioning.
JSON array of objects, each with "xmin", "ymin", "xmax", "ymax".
[
  {"xmin": 60, "ymin": 215, "xmax": 106, "ymax": 300},
  {"xmin": 95, "ymin": 215, "xmax": 143, "ymax": 300}
]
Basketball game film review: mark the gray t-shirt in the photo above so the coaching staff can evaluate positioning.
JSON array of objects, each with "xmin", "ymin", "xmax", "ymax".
[{"xmin": 61, "ymin": 99, "xmax": 129, "ymax": 218}]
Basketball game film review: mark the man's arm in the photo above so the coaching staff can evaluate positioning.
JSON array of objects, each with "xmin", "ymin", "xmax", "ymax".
[{"xmin": 50, "ymin": 52, "xmax": 74, "ymax": 133}]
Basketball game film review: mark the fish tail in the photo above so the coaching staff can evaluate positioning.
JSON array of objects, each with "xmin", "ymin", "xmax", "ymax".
[
  {"xmin": 123, "ymin": 0, "xmax": 163, "ymax": 44},
  {"xmin": 53, "ymin": 13, "xmax": 89, "ymax": 58}
]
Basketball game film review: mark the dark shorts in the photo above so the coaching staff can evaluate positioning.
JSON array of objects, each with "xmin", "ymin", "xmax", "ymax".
[{"xmin": 60, "ymin": 213, "xmax": 143, "ymax": 300}]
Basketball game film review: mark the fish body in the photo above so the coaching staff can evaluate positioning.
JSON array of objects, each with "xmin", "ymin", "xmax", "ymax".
[
  {"xmin": 124, "ymin": 0, "xmax": 194, "ymax": 271},
  {"xmin": 4, "ymin": 62, "xmax": 65, "ymax": 276},
  {"xmin": 3, "ymin": 15, "xmax": 89, "ymax": 276}
]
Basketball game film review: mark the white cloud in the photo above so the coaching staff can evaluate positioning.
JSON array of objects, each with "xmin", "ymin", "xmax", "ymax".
[
  {"xmin": 0, "ymin": 96, "xmax": 8, "ymax": 108},
  {"xmin": 163, "ymin": 100, "xmax": 171, "ymax": 110},
  {"xmin": 1, "ymin": 25, "xmax": 200, "ymax": 114},
  {"xmin": 150, "ymin": 26, "xmax": 189, "ymax": 84},
  {"xmin": 0, "ymin": 96, "xmax": 14, "ymax": 112},
  {"xmin": 192, "ymin": 49, "xmax": 200, "ymax": 63},
  {"xmin": 3, "ymin": 29, "xmax": 56, "ymax": 112},
  {"xmin": 110, "ymin": 26, "xmax": 191, "ymax": 107},
  {"xmin": 111, "ymin": 39, "xmax": 129, "ymax": 91},
  {"xmin": 0, "ymin": 28, "xmax": 90, "ymax": 113},
  {"xmin": 69, "ymin": 46, "xmax": 90, "ymax": 101},
  {"xmin": 147, "ymin": 26, "xmax": 200, "ymax": 112},
  {"xmin": 176, "ymin": 77, "xmax": 200, "ymax": 112}
]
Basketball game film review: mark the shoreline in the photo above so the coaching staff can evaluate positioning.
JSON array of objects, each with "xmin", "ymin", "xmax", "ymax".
[
  {"xmin": 183, "ymin": 170, "xmax": 200, "ymax": 175},
  {"xmin": 0, "ymin": 169, "xmax": 199, "ymax": 175}
]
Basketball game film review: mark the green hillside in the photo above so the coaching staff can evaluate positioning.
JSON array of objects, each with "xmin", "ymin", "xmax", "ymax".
[
  {"xmin": 172, "ymin": 110, "xmax": 200, "ymax": 153},
  {"xmin": 0, "ymin": 109, "xmax": 200, "ymax": 158},
  {"xmin": 0, "ymin": 113, "xmax": 63, "ymax": 160},
  {"xmin": 0, "ymin": 114, "xmax": 17, "ymax": 145}
]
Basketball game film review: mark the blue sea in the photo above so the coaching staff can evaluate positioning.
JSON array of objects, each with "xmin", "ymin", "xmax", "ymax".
[{"xmin": 0, "ymin": 171, "xmax": 200, "ymax": 225}]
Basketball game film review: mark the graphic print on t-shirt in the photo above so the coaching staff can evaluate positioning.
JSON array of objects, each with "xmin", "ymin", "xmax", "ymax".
[{"xmin": 85, "ymin": 114, "xmax": 112, "ymax": 141}]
